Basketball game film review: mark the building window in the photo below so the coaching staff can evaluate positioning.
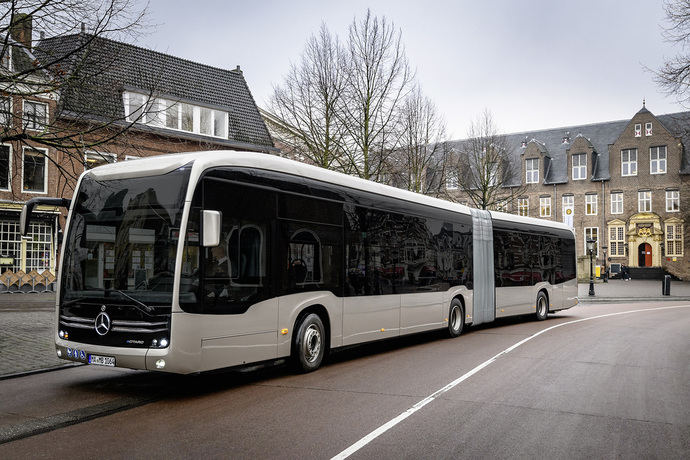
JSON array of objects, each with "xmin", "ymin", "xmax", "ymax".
[
  {"xmin": 621, "ymin": 149, "xmax": 638, "ymax": 176},
  {"xmin": 539, "ymin": 197, "xmax": 551, "ymax": 217},
  {"xmin": 666, "ymin": 224, "xmax": 683, "ymax": 257},
  {"xmin": 610, "ymin": 192, "xmax": 623, "ymax": 214},
  {"xmin": 0, "ymin": 97, "xmax": 11, "ymax": 127},
  {"xmin": 123, "ymin": 92, "xmax": 229, "ymax": 139},
  {"xmin": 517, "ymin": 198, "xmax": 529, "ymax": 217},
  {"xmin": 446, "ymin": 170, "xmax": 458, "ymax": 190},
  {"xmin": 0, "ymin": 220, "xmax": 21, "ymax": 273},
  {"xmin": 609, "ymin": 225, "xmax": 625, "ymax": 257},
  {"xmin": 584, "ymin": 227, "xmax": 599, "ymax": 257},
  {"xmin": 23, "ymin": 101, "xmax": 48, "ymax": 131},
  {"xmin": 585, "ymin": 194, "xmax": 598, "ymax": 215},
  {"xmin": 487, "ymin": 162, "xmax": 498, "ymax": 187},
  {"xmin": 22, "ymin": 147, "xmax": 47, "ymax": 193},
  {"xmin": 26, "ymin": 222, "xmax": 53, "ymax": 272},
  {"xmin": 572, "ymin": 153, "xmax": 586, "ymax": 180},
  {"xmin": 645, "ymin": 122, "xmax": 652, "ymax": 136},
  {"xmin": 666, "ymin": 190, "xmax": 680, "ymax": 212},
  {"xmin": 650, "ymin": 146, "xmax": 667, "ymax": 174},
  {"xmin": 0, "ymin": 144, "xmax": 10, "ymax": 191},
  {"xmin": 634, "ymin": 123, "xmax": 641, "ymax": 137},
  {"xmin": 638, "ymin": 190, "xmax": 652, "ymax": 212},
  {"xmin": 525, "ymin": 158, "xmax": 538, "ymax": 184},
  {"xmin": 85, "ymin": 151, "xmax": 116, "ymax": 170}
]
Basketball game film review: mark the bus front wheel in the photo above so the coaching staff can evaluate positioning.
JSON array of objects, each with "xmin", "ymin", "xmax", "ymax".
[
  {"xmin": 536, "ymin": 291, "xmax": 549, "ymax": 321},
  {"xmin": 446, "ymin": 298, "xmax": 465, "ymax": 338},
  {"xmin": 293, "ymin": 313, "xmax": 326, "ymax": 373}
]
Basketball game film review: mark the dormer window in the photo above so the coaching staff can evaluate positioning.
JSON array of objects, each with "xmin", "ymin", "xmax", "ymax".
[
  {"xmin": 23, "ymin": 101, "xmax": 48, "ymax": 131},
  {"xmin": 572, "ymin": 153, "xmax": 586, "ymax": 180},
  {"xmin": 645, "ymin": 122, "xmax": 652, "ymax": 136},
  {"xmin": 634, "ymin": 124, "xmax": 641, "ymax": 137},
  {"xmin": 123, "ymin": 91, "xmax": 229, "ymax": 139},
  {"xmin": 525, "ymin": 158, "xmax": 538, "ymax": 184}
]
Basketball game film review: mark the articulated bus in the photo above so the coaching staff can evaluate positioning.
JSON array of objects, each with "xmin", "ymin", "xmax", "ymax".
[{"xmin": 21, "ymin": 151, "xmax": 577, "ymax": 374}]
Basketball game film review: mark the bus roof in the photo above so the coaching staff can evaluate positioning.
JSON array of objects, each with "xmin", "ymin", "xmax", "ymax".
[{"xmin": 87, "ymin": 150, "xmax": 573, "ymax": 233}]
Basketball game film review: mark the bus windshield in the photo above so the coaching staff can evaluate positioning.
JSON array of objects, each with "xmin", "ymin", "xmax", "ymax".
[{"xmin": 60, "ymin": 165, "xmax": 192, "ymax": 306}]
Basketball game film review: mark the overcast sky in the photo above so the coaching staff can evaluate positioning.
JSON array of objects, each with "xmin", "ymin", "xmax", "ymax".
[{"xmin": 136, "ymin": 0, "xmax": 683, "ymax": 138}]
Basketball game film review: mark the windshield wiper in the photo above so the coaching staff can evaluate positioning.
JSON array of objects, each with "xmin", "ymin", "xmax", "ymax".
[{"xmin": 107, "ymin": 289, "xmax": 156, "ymax": 316}]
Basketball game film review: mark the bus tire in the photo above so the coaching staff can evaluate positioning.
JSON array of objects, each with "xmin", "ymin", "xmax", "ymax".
[
  {"xmin": 293, "ymin": 313, "xmax": 326, "ymax": 373},
  {"xmin": 536, "ymin": 291, "xmax": 548, "ymax": 321},
  {"xmin": 446, "ymin": 298, "xmax": 465, "ymax": 338}
]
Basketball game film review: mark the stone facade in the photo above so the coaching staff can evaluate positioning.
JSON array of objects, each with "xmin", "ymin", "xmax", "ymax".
[{"xmin": 448, "ymin": 105, "xmax": 690, "ymax": 280}]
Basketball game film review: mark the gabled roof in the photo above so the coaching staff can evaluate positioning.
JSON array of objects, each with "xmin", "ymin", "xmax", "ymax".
[
  {"xmin": 451, "ymin": 109, "xmax": 690, "ymax": 186},
  {"xmin": 34, "ymin": 33, "xmax": 274, "ymax": 150}
]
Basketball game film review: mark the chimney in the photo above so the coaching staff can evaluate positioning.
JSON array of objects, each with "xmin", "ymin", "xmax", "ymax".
[
  {"xmin": 10, "ymin": 13, "xmax": 33, "ymax": 50},
  {"xmin": 233, "ymin": 65, "xmax": 243, "ymax": 75}
]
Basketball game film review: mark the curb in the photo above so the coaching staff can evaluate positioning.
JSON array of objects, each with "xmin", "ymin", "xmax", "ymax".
[{"xmin": 578, "ymin": 296, "xmax": 690, "ymax": 304}]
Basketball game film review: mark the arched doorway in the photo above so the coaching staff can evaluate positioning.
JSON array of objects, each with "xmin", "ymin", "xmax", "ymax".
[{"xmin": 638, "ymin": 243, "xmax": 652, "ymax": 267}]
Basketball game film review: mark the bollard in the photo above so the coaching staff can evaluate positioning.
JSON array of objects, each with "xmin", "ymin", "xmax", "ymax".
[{"xmin": 662, "ymin": 275, "xmax": 671, "ymax": 296}]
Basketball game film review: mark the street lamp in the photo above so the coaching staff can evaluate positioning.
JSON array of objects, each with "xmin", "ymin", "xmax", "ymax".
[{"xmin": 587, "ymin": 237, "xmax": 595, "ymax": 296}]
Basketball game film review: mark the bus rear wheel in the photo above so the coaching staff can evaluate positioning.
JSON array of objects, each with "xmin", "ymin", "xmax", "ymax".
[
  {"xmin": 293, "ymin": 313, "xmax": 326, "ymax": 373},
  {"xmin": 536, "ymin": 291, "xmax": 549, "ymax": 321},
  {"xmin": 446, "ymin": 299, "xmax": 465, "ymax": 338}
]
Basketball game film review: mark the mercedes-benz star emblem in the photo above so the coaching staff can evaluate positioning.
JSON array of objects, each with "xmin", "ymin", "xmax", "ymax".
[{"xmin": 94, "ymin": 312, "xmax": 111, "ymax": 336}]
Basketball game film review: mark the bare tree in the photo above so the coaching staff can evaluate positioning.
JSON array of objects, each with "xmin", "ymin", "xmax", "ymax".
[
  {"xmin": 266, "ymin": 24, "xmax": 346, "ymax": 169},
  {"xmin": 655, "ymin": 0, "xmax": 690, "ymax": 105},
  {"xmin": 338, "ymin": 9, "xmax": 413, "ymax": 181},
  {"xmin": 451, "ymin": 110, "xmax": 524, "ymax": 210},
  {"xmin": 392, "ymin": 85, "xmax": 449, "ymax": 193},
  {"xmin": 0, "ymin": 0, "xmax": 149, "ymax": 193}
]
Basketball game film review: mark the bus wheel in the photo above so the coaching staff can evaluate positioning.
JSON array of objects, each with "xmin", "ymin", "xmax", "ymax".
[
  {"xmin": 447, "ymin": 299, "xmax": 465, "ymax": 338},
  {"xmin": 536, "ymin": 291, "xmax": 549, "ymax": 321},
  {"xmin": 293, "ymin": 313, "xmax": 326, "ymax": 373}
]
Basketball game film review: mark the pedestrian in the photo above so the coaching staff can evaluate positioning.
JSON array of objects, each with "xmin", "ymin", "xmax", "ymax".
[{"xmin": 621, "ymin": 264, "xmax": 631, "ymax": 281}]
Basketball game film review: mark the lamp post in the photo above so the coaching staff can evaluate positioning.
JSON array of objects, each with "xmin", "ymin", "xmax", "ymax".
[
  {"xmin": 587, "ymin": 237, "xmax": 595, "ymax": 296},
  {"xmin": 601, "ymin": 244, "xmax": 608, "ymax": 283}
]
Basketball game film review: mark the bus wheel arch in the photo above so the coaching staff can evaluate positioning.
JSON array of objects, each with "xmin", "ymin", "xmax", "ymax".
[
  {"xmin": 291, "ymin": 305, "xmax": 330, "ymax": 372},
  {"xmin": 446, "ymin": 296, "xmax": 465, "ymax": 338},
  {"xmin": 536, "ymin": 289, "xmax": 549, "ymax": 321}
]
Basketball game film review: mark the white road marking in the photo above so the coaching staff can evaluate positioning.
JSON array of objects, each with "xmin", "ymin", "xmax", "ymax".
[{"xmin": 331, "ymin": 304, "xmax": 690, "ymax": 460}]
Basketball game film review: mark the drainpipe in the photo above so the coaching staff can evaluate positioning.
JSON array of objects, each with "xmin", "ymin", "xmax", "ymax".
[
  {"xmin": 553, "ymin": 184, "xmax": 557, "ymax": 221},
  {"xmin": 601, "ymin": 180, "xmax": 607, "ymax": 281}
]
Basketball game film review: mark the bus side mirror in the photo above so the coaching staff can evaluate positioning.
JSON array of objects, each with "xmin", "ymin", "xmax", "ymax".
[
  {"xmin": 202, "ymin": 210, "xmax": 221, "ymax": 247},
  {"xmin": 20, "ymin": 197, "xmax": 71, "ymax": 236}
]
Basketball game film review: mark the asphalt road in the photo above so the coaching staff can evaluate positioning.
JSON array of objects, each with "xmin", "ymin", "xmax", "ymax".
[{"xmin": 0, "ymin": 301, "xmax": 688, "ymax": 459}]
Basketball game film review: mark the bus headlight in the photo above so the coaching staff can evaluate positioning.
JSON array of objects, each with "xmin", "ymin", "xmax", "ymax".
[
  {"xmin": 59, "ymin": 330, "xmax": 65, "ymax": 338},
  {"xmin": 159, "ymin": 338, "xmax": 168, "ymax": 348},
  {"xmin": 56, "ymin": 349, "xmax": 62, "ymax": 357},
  {"xmin": 155, "ymin": 359, "xmax": 165, "ymax": 369}
]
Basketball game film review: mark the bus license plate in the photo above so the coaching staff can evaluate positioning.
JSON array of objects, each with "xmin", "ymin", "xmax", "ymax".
[{"xmin": 88, "ymin": 354, "xmax": 115, "ymax": 367}]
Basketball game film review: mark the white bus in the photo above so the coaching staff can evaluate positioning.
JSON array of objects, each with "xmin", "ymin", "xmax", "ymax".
[{"xmin": 21, "ymin": 151, "xmax": 577, "ymax": 374}]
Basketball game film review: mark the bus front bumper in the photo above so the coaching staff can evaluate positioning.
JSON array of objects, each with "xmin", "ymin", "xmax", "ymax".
[{"xmin": 55, "ymin": 338, "xmax": 173, "ymax": 372}]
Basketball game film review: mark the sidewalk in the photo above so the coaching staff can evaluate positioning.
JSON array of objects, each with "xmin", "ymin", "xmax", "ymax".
[
  {"xmin": 578, "ymin": 278, "xmax": 690, "ymax": 303},
  {"xmin": 0, "ymin": 293, "xmax": 69, "ymax": 378}
]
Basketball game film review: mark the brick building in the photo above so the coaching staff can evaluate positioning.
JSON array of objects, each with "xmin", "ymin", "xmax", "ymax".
[
  {"xmin": 0, "ymin": 27, "xmax": 274, "ymax": 288},
  {"xmin": 446, "ymin": 104, "xmax": 690, "ymax": 280}
]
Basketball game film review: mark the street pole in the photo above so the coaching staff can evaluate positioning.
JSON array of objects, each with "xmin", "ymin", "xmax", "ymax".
[
  {"xmin": 587, "ymin": 238, "xmax": 595, "ymax": 296},
  {"xmin": 602, "ymin": 245, "xmax": 608, "ymax": 283}
]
